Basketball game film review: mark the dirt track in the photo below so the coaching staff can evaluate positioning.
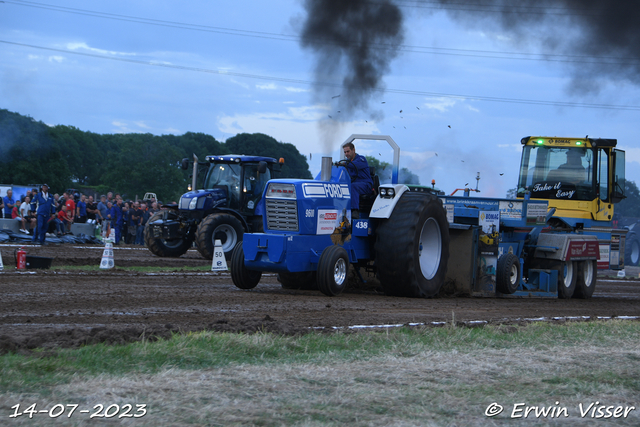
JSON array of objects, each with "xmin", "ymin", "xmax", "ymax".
[{"xmin": 1, "ymin": 243, "xmax": 639, "ymax": 354}]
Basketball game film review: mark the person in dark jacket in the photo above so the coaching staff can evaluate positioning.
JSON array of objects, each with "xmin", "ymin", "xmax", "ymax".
[
  {"xmin": 342, "ymin": 142, "xmax": 374, "ymax": 211},
  {"xmin": 32, "ymin": 184, "xmax": 56, "ymax": 244}
]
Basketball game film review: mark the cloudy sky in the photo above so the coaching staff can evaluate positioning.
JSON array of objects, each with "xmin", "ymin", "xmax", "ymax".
[{"xmin": 2, "ymin": 0, "xmax": 640, "ymax": 197}]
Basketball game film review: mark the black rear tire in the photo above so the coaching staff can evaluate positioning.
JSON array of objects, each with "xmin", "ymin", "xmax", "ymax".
[
  {"xmin": 375, "ymin": 193, "xmax": 450, "ymax": 298},
  {"xmin": 497, "ymin": 253, "xmax": 520, "ymax": 294},
  {"xmin": 574, "ymin": 260, "xmax": 597, "ymax": 299},
  {"xmin": 144, "ymin": 211, "xmax": 194, "ymax": 257},
  {"xmin": 317, "ymin": 245, "xmax": 349, "ymax": 296},
  {"xmin": 556, "ymin": 260, "xmax": 577, "ymax": 299},
  {"xmin": 196, "ymin": 213, "xmax": 244, "ymax": 260},
  {"xmin": 277, "ymin": 271, "xmax": 318, "ymax": 290},
  {"xmin": 230, "ymin": 242, "xmax": 261, "ymax": 290}
]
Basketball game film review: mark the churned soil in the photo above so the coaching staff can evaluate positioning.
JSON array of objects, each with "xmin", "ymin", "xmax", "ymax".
[{"xmin": 0, "ymin": 243, "xmax": 639, "ymax": 354}]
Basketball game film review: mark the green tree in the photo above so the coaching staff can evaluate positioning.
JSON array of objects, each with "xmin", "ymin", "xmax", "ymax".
[{"xmin": 616, "ymin": 180, "xmax": 640, "ymax": 218}]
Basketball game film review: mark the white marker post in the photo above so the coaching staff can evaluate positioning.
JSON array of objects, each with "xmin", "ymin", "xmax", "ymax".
[
  {"xmin": 211, "ymin": 239, "xmax": 228, "ymax": 271},
  {"xmin": 100, "ymin": 231, "xmax": 115, "ymax": 269},
  {"xmin": 0, "ymin": 250, "xmax": 4, "ymax": 271}
]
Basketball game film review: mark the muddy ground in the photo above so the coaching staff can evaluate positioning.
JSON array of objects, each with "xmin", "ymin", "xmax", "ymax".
[{"xmin": 0, "ymin": 243, "xmax": 639, "ymax": 354}]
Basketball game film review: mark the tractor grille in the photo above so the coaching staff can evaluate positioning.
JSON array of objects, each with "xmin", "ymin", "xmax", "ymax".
[{"xmin": 266, "ymin": 199, "xmax": 298, "ymax": 231}]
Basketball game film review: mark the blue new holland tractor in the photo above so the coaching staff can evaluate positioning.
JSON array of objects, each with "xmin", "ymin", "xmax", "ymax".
[{"xmin": 145, "ymin": 154, "xmax": 282, "ymax": 260}]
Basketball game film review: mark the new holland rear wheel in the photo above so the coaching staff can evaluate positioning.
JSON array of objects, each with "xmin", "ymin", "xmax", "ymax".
[
  {"xmin": 196, "ymin": 213, "xmax": 244, "ymax": 260},
  {"xmin": 230, "ymin": 242, "xmax": 261, "ymax": 290},
  {"xmin": 375, "ymin": 192, "xmax": 450, "ymax": 298},
  {"xmin": 556, "ymin": 260, "xmax": 577, "ymax": 299},
  {"xmin": 144, "ymin": 212, "xmax": 194, "ymax": 257},
  {"xmin": 317, "ymin": 245, "xmax": 349, "ymax": 297},
  {"xmin": 573, "ymin": 260, "xmax": 597, "ymax": 299}
]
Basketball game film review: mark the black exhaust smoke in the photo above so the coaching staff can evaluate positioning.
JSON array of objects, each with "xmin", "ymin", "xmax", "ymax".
[
  {"xmin": 436, "ymin": 0, "xmax": 640, "ymax": 94},
  {"xmin": 300, "ymin": 0, "xmax": 404, "ymax": 120}
]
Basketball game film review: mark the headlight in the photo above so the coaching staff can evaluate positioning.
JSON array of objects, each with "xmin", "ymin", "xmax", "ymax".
[
  {"xmin": 387, "ymin": 188, "xmax": 395, "ymax": 198},
  {"xmin": 189, "ymin": 197, "xmax": 198, "ymax": 209},
  {"xmin": 266, "ymin": 183, "xmax": 296, "ymax": 199},
  {"xmin": 380, "ymin": 188, "xmax": 387, "ymax": 196}
]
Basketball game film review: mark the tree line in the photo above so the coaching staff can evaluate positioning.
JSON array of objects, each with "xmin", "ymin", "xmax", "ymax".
[{"xmin": 0, "ymin": 109, "xmax": 312, "ymax": 202}]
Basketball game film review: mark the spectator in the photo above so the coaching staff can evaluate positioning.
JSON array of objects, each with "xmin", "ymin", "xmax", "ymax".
[
  {"xmin": 53, "ymin": 193, "xmax": 61, "ymax": 211},
  {"xmin": 65, "ymin": 192, "xmax": 76, "ymax": 221},
  {"xmin": 97, "ymin": 195, "xmax": 109, "ymax": 224},
  {"xmin": 135, "ymin": 202, "xmax": 148, "ymax": 245},
  {"xmin": 76, "ymin": 194, "xmax": 87, "ymax": 223},
  {"xmin": 86, "ymin": 195, "xmax": 101, "ymax": 223},
  {"xmin": 110, "ymin": 199, "xmax": 124, "ymax": 244},
  {"xmin": 107, "ymin": 191, "xmax": 114, "ymax": 203},
  {"xmin": 32, "ymin": 184, "xmax": 56, "ymax": 245},
  {"xmin": 56, "ymin": 205, "xmax": 72, "ymax": 235},
  {"xmin": 3, "ymin": 189, "xmax": 15, "ymax": 219},
  {"xmin": 122, "ymin": 201, "xmax": 132, "ymax": 244},
  {"xmin": 20, "ymin": 196, "xmax": 35, "ymax": 234},
  {"xmin": 12, "ymin": 197, "xmax": 26, "ymax": 232}
]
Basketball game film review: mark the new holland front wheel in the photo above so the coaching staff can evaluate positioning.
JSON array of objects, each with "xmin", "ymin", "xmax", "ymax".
[
  {"xmin": 196, "ymin": 213, "xmax": 244, "ymax": 260},
  {"xmin": 144, "ymin": 212, "xmax": 194, "ymax": 257},
  {"xmin": 625, "ymin": 236, "xmax": 640, "ymax": 266},
  {"xmin": 375, "ymin": 192, "xmax": 450, "ymax": 298},
  {"xmin": 317, "ymin": 245, "xmax": 349, "ymax": 296},
  {"xmin": 230, "ymin": 242, "xmax": 261, "ymax": 290}
]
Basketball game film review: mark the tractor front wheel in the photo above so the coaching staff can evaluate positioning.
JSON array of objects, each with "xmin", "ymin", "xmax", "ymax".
[
  {"xmin": 230, "ymin": 242, "xmax": 261, "ymax": 290},
  {"xmin": 317, "ymin": 245, "xmax": 349, "ymax": 296}
]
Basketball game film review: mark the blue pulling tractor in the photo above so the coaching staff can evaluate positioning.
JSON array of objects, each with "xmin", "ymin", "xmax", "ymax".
[{"xmin": 231, "ymin": 134, "xmax": 624, "ymax": 298}]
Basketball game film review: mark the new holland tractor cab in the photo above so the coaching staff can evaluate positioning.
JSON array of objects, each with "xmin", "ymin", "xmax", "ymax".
[
  {"xmin": 516, "ymin": 136, "xmax": 626, "ymax": 269},
  {"xmin": 145, "ymin": 154, "xmax": 282, "ymax": 260}
]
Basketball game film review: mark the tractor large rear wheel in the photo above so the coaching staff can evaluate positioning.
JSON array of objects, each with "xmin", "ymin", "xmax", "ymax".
[
  {"xmin": 196, "ymin": 213, "xmax": 244, "ymax": 260},
  {"xmin": 375, "ymin": 193, "xmax": 450, "ymax": 298},
  {"xmin": 144, "ymin": 212, "xmax": 194, "ymax": 257}
]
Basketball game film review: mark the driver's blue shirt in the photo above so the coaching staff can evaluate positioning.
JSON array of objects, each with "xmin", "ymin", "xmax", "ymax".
[{"xmin": 346, "ymin": 154, "xmax": 373, "ymax": 210}]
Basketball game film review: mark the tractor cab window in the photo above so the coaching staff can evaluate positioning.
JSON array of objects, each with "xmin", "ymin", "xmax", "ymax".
[
  {"xmin": 241, "ymin": 164, "xmax": 271, "ymax": 211},
  {"xmin": 203, "ymin": 163, "xmax": 241, "ymax": 207},
  {"xmin": 204, "ymin": 163, "xmax": 241, "ymax": 189},
  {"xmin": 517, "ymin": 145, "xmax": 594, "ymax": 201}
]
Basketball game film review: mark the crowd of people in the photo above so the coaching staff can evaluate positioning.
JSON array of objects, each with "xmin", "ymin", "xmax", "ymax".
[{"xmin": 1, "ymin": 187, "xmax": 161, "ymax": 245}]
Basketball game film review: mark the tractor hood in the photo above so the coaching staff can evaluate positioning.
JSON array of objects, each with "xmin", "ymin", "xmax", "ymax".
[{"xmin": 179, "ymin": 188, "xmax": 228, "ymax": 211}]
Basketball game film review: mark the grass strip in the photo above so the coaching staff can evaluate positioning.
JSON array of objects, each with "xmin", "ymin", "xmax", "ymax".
[{"xmin": 1, "ymin": 320, "xmax": 639, "ymax": 426}]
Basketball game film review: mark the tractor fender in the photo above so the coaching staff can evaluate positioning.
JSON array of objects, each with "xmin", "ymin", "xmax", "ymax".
[
  {"xmin": 533, "ymin": 234, "xmax": 599, "ymax": 262},
  {"xmin": 369, "ymin": 184, "xmax": 409, "ymax": 219}
]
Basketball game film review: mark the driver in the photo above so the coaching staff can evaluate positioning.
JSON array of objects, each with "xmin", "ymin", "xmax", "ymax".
[
  {"xmin": 342, "ymin": 142, "xmax": 373, "ymax": 214},
  {"xmin": 547, "ymin": 149, "xmax": 587, "ymax": 184}
]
